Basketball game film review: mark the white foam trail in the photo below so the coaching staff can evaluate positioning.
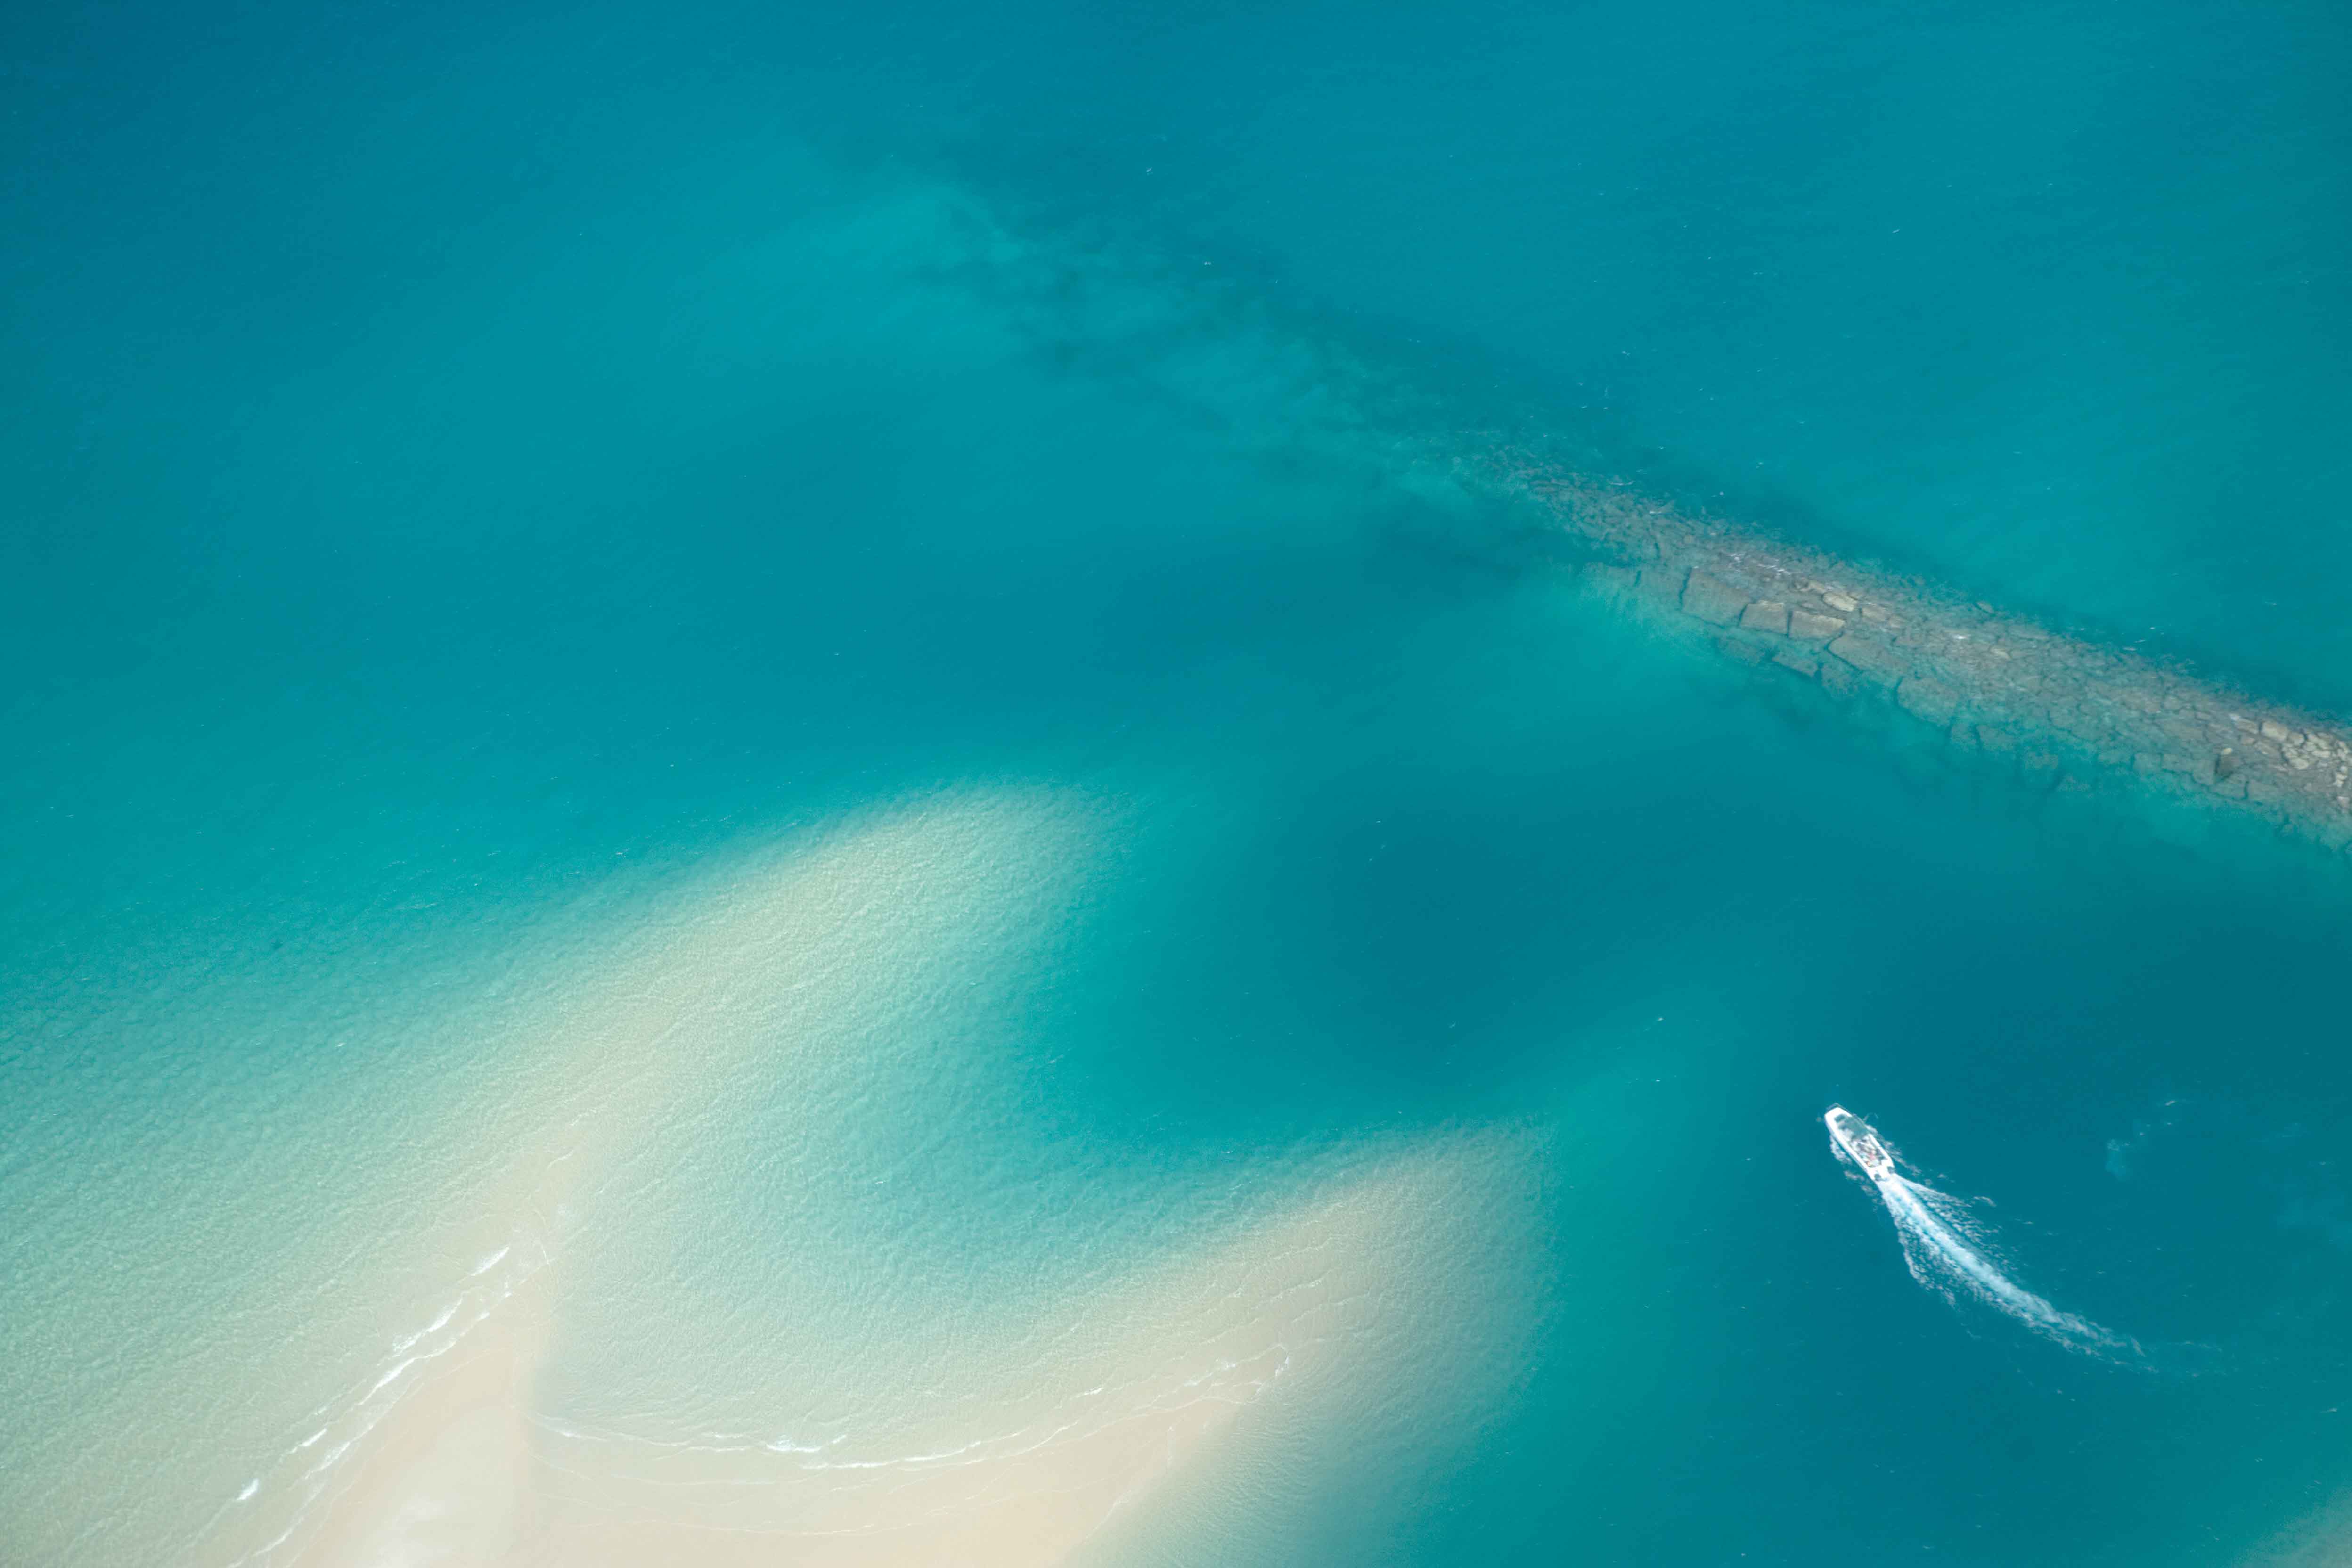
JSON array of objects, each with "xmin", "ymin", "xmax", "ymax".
[{"xmin": 1829, "ymin": 1109, "xmax": 2143, "ymax": 1362}]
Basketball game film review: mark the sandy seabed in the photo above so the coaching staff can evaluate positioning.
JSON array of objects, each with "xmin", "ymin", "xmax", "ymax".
[
  {"xmin": 183, "ymin": 792, "xmax": 1537, "ymax": 1567},
  {"xmin": 306, "ymin": 1137, "xmax": 1521, "ymax": 1567}
]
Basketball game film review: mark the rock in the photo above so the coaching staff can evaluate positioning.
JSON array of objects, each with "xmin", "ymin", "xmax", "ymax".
[
  {"xmin": 1975, "ymin": 724, "xmax": 2018, "ymax": 753},
  {"xmin": 1682, "ymin": 570, "xmax": 1749, "ymax": 627},
  {"xmin": 2262, "ymin": 720, "xmax": 2292, "ymax": 742},
  {"xmin": 1788, "ymin": 609, "xmax": 1846, "ymax": 643},
  {"xmin": 2045, "ymin": 704, "xmax": 2087, "ymax": 739},
  {"xmin": 1826, "ymin": 631, "xmax": 1910, "ymax": 687},
  {"xmin": 1772, "ymin": 650, "xmax": 1819, "ymax": 678},
  {"xmin": 2214, "ymin": 747, "xmax": 2239, "ymax": 780},
  {"xmin": 1818, "ymin": 661, "xmax": 1859, "ymax": 698},
  {"xmin": 1716, "ymin": 635, "xmax": 1769, "ymax": 667},
  {"xmin": 1822, "ymin": 590, "xmax": 1860, "ymax": 613},
  {"xmin": 2158, "ymin": 718, "xmax": 2207, "ymax": 749},
  {"xmin": 1740, "ymin": 599, "xmax": 1790, "ymax": 635},
  {"xmin": 1896, "ymin": 675, "xmax": 1960, "ymax": 727}
]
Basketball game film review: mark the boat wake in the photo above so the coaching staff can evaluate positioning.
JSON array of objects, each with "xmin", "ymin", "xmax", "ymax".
[{"xmin": 1826, "ymin": 1106, "xmax": 2145, "ymax": 1364}]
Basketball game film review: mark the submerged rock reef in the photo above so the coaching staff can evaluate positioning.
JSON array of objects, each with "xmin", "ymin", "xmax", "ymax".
[{"xmin": 1475, "ymin": 453, "xmax": 2352, "ymax": 856}]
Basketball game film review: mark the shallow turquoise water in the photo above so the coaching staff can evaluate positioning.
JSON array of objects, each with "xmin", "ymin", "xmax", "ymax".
[{"xmin": 5, "ymin": 2, "xmax": 2352, "ymax": 1563}]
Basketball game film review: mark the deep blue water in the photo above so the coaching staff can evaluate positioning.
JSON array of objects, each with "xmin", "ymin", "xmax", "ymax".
[{"xmin": 5, "ymin": 2, "xmax": 2352, "ymax": 1563}]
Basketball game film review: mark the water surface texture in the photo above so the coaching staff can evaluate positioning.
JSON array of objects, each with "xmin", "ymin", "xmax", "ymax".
[{"xmin": 6, "ymin": 2, "xmax": 2352, "ymax": 1564}]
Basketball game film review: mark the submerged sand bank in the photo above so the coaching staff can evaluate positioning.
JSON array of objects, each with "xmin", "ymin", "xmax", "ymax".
[
  {"xmin": 296, "ymin": 1127, "xmax": 1533, "ymax": 1568},
  {"xmin": 1470, "ymin": 452, "xmax": 2352, "ymax": 856},
  {"xmin": 191, "ymin": 792, "xmax": 1536, "ymax": 1567},
  {"xmin": 193, "ymin": 792, "xmax": 1097, "ymax": 1564},
  {"xmin": 465, "ymin": 1135, "xmax": 1524, "ymax": 1567}
]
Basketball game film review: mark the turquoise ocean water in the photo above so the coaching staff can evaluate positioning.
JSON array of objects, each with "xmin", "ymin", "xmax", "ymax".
[{"xmin": 6, "ymin": 2, "xmax": 2352, "ymax": 1562}]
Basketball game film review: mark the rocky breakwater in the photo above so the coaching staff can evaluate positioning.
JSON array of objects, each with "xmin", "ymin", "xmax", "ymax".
[{"xmin": 1470, "ymin": 452, "xmax": 2352, "ymax": 856}]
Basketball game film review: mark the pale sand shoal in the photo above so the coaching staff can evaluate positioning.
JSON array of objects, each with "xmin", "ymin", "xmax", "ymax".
[
  {"xmin": 204, "ymin": 791, "xmax": 1096, "ymax": 1564},
  {"xmin": 306, "ymin": 1132, "xmax": 1525, "ymax": 1567},
  {"xmin": 205, "ymin": 792, "xmax": 1533, "ymax": 1566}
]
